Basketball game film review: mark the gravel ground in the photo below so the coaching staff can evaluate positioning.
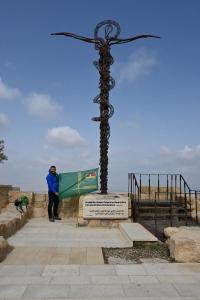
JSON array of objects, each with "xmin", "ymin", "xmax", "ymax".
[{"xmin": 102, "ymin": 242, "xmax": 171, "ymax": 264}]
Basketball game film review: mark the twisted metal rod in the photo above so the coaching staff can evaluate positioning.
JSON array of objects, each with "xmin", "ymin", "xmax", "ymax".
[{"xmin": 51, "ymin": 20, "xmax": 160, "ymax": 194}]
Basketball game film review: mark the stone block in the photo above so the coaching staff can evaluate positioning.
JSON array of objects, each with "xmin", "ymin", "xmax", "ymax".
[
  {"xmin": 165, "ymin": 226, "xmax": 200, "ymax": 262},
  {"xmin": 164, "ymin": 227, "xmax": 179, "ymax": 238},
  {"xmin": 88, "ymin": 220, "xmax": 101, "ymax": 227},
  {"xmin": 34, "ymin": 193, "xmax": 46, "ymax": 203},
  {"xmin": 0, "ymin": 236, "xmax": 13, "ymax": 262},
  {"xmin": 32, "ymin": 207, "xmax": 47, "ymax": 218}
]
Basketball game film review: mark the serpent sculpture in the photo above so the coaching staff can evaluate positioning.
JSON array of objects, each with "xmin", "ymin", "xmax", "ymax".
[{"xmin": 51, "ymin": 20, "xmax": 160, "ymax": 194}]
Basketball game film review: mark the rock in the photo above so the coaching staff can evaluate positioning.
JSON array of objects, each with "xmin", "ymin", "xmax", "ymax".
[
  {"xmin": 166, "ymin": 226, "xmax": 200, "ymax": 262},
  {"xmin": 0, "ymin": 236, "xmax": 13, "ymax": 262},
  {"xmin": 77, "ymin": 217, "xmax": 88, "ymax": 226},
  {"xmin": 164, "ymin": 227, "xmax": 179, "ymax": 238}
]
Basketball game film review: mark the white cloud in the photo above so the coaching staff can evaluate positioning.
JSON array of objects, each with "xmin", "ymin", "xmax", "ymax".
[
  {"xmin": 160, "ymin": 145, "xmax": 172, "ymax": 155},
  {"xmin": 160, "ymin": 144, "xmax": 200, "ymax": 160},
  {"xmin": 47, "ymin": 126, "xmax": 85, "ymax": 147},
  {"xmin": 0, "ymin": 113, "xmax": 9, "ymax": 127},
  {"xmin": 0, "ymin": 77, "xmax": 20, "ymax": 100},
  {"xmin": 179, "ymin": 145, "xmax": 200, "ymax": 159},
  {"xmin": 26, "ymin": 92, "xmax": 62, "ymax": 120},
  {"xmin": 117, "ymin": 48, "xmax": 157, "ymax": 84}
]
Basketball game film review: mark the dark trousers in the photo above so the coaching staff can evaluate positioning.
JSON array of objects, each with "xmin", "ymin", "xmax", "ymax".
[{"xmin": 48, "ymin": 192, "xmax": 59, "ymax": 219}]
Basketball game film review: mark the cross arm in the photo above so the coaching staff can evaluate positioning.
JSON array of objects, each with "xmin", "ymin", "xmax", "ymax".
[
  {"xmin": 51, "ymin": 32, "xmax": 97, "ymax": 44},
  {"xmin": 110, "ymin": 34, "xmax": 160, "ymax": 45}
]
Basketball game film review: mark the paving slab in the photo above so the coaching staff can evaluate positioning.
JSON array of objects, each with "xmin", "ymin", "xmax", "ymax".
[
  {"xmin": 172, "ymin": 283, "xmax": 200, "ymax": 297},
  {"xmin": 80, "ymin": 265, "xmax": 116, "ymax": 276},
  {"xmin": 119, "ymin": 223, "xmax": 158, "ymax": 243},
  {"xmin": 91, "ymin": 275, "xmax": 129, "ymax": 284},
  {"xmin": 0, "ymin": 265, "xmax": 44, "ymax": 276},
  {"xmin": 86, "ymin": 247, "xmax": 104, "ymax": 265},
  {"xmin": 0, "ymin": 275, "xmax": 51, "ymax": 285},
  {"xmin": 69, "ymin": 284, "xmax": 125, "ymax": 298},
  {"xmin": 115, "ymin": 264, "xmax": 147, "ymax": 275},
  {"xmin": 143, "ymin": 263, "xmax": 200, "ymax": 275},
  {"xmin": 128, "ymin": 275, "xmax": 159, "ymax": 284},
  {"xmin": 22, "ymin": 284, "xmax": 70, "ymax": 299},
  {"xmin": 50, "ymin": 275, "xmax": 91, "ymax": 285},
  {"xmin": 42, "ymin": 265, "xmax": 80, "ymax": 277},
  {"xmin": 157, "ymin": 274, "xmax": 200, "ymax": 283},
  {"xmin": 0, "ymin": 285, "xmax": 26, "ymax": 298},
  {"xmin": 122, "ymin": 283, "xmax": 179, "ymax": 297}
]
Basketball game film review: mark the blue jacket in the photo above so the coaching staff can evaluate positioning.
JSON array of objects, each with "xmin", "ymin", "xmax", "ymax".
[{"xmin": 46, "ymin": 172, "xmax": 59, "ymax": 193}]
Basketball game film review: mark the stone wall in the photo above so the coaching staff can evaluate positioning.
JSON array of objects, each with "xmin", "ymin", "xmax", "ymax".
[
  {"xmin": 8, "ymin": 190, "xmax": 80, "ymax": 218},
  {"xmin": 0, "ymin": 185, "xmax": 20, "ymax": 212}
]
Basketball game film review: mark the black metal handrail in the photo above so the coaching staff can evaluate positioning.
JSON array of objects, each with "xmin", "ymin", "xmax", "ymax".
[{"xmin": 128, "ymin": 173, "xmax": 200, "ymax": 234}]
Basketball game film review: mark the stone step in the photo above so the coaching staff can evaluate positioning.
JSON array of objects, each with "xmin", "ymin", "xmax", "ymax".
[
  {"xmin": 2, "ymin": 246, "xmax": 104, "ymax": 265},
  {"xmin": 119, "ymin": 222, "xmax": 158, "ymax": 244},
  {"xmin": 138, "ymin": 213, "xmax": 186, "ymax": 220},
  {"xmin": 136, "ymin": 200, "xmax": 185, "ymax": 207}
]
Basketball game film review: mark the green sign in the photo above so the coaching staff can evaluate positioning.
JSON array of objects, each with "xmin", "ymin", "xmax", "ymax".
[{"xmin": 58, "ymin": 168, "xmax": 99, "ymax": 199}]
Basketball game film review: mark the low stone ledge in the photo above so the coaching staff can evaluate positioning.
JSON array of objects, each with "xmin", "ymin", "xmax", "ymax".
[
  {"xmin": 0, "ymin": 206, "xmax": 32, "ymax": 239},
  {"xmin": 0, "ymin": 236, "xmax": 13, "ymax": 262},
  {"xmin": 164, "ymin": 226, "xmax": 200, "ymax": 262}
]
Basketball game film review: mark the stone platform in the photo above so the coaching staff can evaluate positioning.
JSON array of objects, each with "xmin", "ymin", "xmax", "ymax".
[
  {"xmin": 2, "ymin": 218, "xmax": 131, "ymax": 267},
  {"xmin": 1, "ymin": 218, "xmax": 200, "ymax": 299}
]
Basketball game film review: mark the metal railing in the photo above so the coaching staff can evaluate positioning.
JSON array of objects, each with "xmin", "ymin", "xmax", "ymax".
[{"xmin": 128, "ymin": 173, "xmax": 199, "ymax": 234}]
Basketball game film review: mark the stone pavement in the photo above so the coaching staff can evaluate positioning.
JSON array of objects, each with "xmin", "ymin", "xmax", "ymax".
[
  {"xmin": 0, "ymin": 218, "xmax": 200, "ymax": 299},
  {"xmin": 3, "ymin": 218, "xmax": 131, "ymax": 265},
  {"xmin": 7, "ymin": 218, "xmax": 132, "ymax": 248},
  {"xmin": 0, "ymin": 263, "xmax": 200, "ymax": 299}
]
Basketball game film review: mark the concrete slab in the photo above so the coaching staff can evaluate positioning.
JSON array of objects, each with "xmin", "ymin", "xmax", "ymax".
[{"xmin": 119, "ymin": 223, "xmax": 158, "ymax": 243}]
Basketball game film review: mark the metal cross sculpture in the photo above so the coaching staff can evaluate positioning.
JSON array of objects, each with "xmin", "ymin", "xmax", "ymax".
[{"xmin": 52, "ymin": 20, "xmax": 160, "ymax": 194}]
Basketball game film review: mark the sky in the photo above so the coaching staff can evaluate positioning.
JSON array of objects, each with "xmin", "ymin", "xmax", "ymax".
[{"xmin": 0, "ymin": 0, "xmax": 200, "ymax": 192}]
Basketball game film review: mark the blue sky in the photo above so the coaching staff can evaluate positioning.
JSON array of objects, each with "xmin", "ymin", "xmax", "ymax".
[{"xmin": 0, "ymin": 0, "xmax": 200, "ymax": 191}]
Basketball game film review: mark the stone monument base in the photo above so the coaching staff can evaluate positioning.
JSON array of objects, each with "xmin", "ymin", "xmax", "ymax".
[{"xmin": 78, "ymin": 193, "xmax": 132, "ymax": 228}]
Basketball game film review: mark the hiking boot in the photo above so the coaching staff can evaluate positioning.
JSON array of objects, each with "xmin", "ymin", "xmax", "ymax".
[{"xmin": 49, "ymin": 218, "xmax": 55, "ymax": 222}]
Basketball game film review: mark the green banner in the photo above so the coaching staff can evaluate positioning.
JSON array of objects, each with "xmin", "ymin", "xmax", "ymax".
[{"xmin": 58, "ymin": 168, "xmax": 99, "ymax": 199}]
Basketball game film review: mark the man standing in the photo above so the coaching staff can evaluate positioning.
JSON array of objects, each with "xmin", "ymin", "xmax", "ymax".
[{"xmin": 46, "ymin": 166, "xmax": 61, "ymax": 222}]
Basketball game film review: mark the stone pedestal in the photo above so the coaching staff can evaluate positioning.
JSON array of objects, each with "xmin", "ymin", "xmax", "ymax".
[{"xmin": 78, "ymin": 193, "xmax": 131, "ymax": 228}]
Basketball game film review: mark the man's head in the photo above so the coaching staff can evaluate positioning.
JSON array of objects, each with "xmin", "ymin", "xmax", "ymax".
[{"xmin": 49, "ymin": 165, "xmax": 57, "ymax": 174}]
